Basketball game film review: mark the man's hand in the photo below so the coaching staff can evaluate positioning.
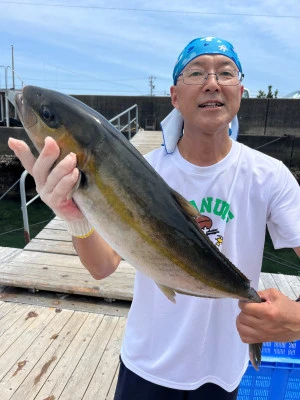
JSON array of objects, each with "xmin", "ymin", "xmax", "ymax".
[
  {"xmin": 237, "ymin": 288, "xmax": 300, "ymax": 343},
  {"xmin": 8, "ymin": 136, "xmax": 84, "ymax": 222}
]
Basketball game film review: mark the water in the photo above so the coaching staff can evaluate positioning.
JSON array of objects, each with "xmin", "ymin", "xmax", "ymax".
[
  {"xmin": 0, "ymin": 198, "xmax": 299, "ymax": 276},
  {"xmin": 0, "ymin": 197, "xmax": 54, "ymax": 248}
]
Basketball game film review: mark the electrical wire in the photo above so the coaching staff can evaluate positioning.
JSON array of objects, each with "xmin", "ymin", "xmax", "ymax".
[{"xmin": 0, "ymin": 1, "xmax": 299, "ymax": 18}]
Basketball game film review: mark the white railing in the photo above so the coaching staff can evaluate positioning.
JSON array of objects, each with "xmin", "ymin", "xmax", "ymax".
[
  {"xmin": 0, "ymin": 66, "xmax": 24, "ymax": 126},
  {"xmin": 109, "ymin": 104, "xmax": 138, "ymax": 140}
]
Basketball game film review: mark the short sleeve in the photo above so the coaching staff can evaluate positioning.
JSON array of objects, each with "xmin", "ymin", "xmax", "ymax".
[{"xmin": 267, "ymin": 162, "xmax": 300, "ymax": 249}]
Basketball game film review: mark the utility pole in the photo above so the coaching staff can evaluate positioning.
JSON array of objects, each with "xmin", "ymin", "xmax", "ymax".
[{"xmin": 149, "ymin": 76, "xmax": 156, "ymax": 96}]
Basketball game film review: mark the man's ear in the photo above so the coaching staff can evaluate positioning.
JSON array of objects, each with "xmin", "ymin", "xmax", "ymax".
[
  {"xmin": 170, "ymin": 85, "xmax": 179, "ymax": 109},
  {"xmin": 240, "ymin": 85, "xmax": 244, "ymax": 98}
]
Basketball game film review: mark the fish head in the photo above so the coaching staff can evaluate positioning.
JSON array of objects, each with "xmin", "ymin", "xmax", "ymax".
[{"xmin": 15, "ymin": 85, "xmax": 105, "ymax": 169}]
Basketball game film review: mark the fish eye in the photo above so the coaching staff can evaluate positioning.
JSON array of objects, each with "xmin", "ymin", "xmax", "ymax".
[
  {"xmin": 40, "ymin": 106, "xmax": 60, "ymax": 128},
  {"xmin": 41, "ymin": 106, "xmax": 54, "ymax": 121}
]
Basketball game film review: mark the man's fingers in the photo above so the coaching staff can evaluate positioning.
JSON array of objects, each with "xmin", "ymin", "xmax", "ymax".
[
  {"xmin": 32, "ymin": 137, "xmax": 61, "ymax": 188},
  {"xmin": 8, "ymin": 138, "xmax": 37, "ymax": 174},
  {"xmin": 44, "ymin": 153, "xmax": 78, "ymax": 195}
]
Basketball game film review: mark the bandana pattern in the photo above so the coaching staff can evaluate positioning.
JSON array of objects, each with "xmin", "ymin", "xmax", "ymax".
[{"xmin": 173, "ymin": 37, "xmax": 242, "ymax": 85}]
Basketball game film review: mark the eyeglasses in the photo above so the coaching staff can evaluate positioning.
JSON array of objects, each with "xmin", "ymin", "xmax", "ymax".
[{"xmin": 177, "ymin": 69, "xmax": 244, "ymax": 86}]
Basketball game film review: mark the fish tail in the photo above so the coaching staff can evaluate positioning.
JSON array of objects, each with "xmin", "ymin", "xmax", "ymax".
[{"xmin": 249, "ymin": 342, "xmax": 262, "ymax": 371}]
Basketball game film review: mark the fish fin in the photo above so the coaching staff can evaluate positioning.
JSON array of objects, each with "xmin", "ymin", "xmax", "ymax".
[
  {"xmin": 171, "ymin": 189, "xmax": 201, "ymax": 218},
  {"xmin": 175, "ymin": 288, "xmax": 218, "ymax": 299},
  {"xmin": 156, "ymin": 283, "xmax": 176, "ymax": 303},
  {"xmin": 249, "ymin": 342, "xmax": 262, "ymax": 371}
]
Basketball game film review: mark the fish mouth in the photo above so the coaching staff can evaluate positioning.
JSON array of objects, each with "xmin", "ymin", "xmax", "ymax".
[{"xmin": 15, "ymin": 90, "xmax": 37, "ymax": 129}]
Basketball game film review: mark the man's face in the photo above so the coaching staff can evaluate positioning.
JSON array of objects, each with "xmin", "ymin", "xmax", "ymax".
[{"xmin": 170, "ymin": 54, "xmax": 244, "ymax": 134}]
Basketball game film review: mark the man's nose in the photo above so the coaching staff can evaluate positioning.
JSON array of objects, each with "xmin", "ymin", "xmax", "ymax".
[{"xmin": 203, "ymin": 73, "xmax": 219, "ymax": 89}]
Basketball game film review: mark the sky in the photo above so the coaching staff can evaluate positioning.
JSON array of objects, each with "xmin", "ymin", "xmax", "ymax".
[{"xmin": 0, "ymin": 0, "xmax": 300, "ymax": 98}]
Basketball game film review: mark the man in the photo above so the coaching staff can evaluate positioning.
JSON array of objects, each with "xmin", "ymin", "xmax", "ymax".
[{"xmin": 9, "ymin": 37, "xmax": 300, "ymax": 399}]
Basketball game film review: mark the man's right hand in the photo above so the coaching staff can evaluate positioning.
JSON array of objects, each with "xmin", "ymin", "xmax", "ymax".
[{"xmin": 8, "ymin": 136, "xmax": 84, "ymax": 222}]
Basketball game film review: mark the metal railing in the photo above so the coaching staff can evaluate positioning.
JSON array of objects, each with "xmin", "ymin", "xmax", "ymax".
[
  {"xmin": 109, "ymin": 104, "xmax": 138, "ymax": 140},
  {"xmin": 0, "ymin": 65, "xmax": 25, "ymax": 126},
  {"xmin": 15, "ymin": 104, "xmax": 139, "ymax": 244}
]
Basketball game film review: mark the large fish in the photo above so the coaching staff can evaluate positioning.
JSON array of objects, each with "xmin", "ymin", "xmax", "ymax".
[{"xmin": 15, "ymin": 85, "xmax": 263, "ymax": 369}]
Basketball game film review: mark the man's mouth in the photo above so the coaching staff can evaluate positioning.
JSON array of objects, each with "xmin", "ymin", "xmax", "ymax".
[{"xmin": 199, "ymin": 102, "xmax": 224, "ymax": 108}]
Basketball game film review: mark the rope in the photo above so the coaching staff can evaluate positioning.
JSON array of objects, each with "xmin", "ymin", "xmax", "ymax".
[
  {"xmin": 0, "ymin": 219, "xmax": 53, "ymax": 236},
  {"xmin": 263, "ymin": 254, "xmax": 300, "ymax": 273},
  {"xmin": 254, "ymin": 135, "xmax": 287, "ymax": 150},
  {"xmin": 0, "ymin": 177, "xmax": 21, "ymax": 201}
]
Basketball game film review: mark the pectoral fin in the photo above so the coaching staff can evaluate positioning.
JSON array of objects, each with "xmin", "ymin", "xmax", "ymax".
[{"xmin": 156, "ymin": 283, "xmax": 176, "ymax": 303}]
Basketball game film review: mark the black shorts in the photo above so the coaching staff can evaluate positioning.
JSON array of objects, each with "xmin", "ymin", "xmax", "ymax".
[{"xmin": 114, "ymin": 357, "xmax": 239, "ymax": 400}]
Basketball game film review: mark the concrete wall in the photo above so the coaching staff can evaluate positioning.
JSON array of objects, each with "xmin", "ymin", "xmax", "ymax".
[
  {"xmin": 238, "ymin": 99, "xmax": 300, "ymax": 136},
  {"xmin": 71, "ymin": 96, "xmax": 300, "ymax": 137}
]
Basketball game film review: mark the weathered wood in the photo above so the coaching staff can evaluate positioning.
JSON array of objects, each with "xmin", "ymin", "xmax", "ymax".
[
  {"xmin": 258, "ymin": 276, "xmax": 265, "ymax": 291},
  {"xmin": 82, "ymin": 317, "xmax": 126, "ymax": 400},
  {"xmin": 34, "ymin": 312, "xmax": 103, "ymax": 400},
  {"xmin": 271, "ymin": 273, "xmax": 298, "ymax": 299},
  {"xmin": 24, "ymin": 238, "xmax": 77, "ymax": 255},
  {"xmin": 260, "ymin": 272, "xmax": 278, "ymax": 291},
  {"xmin": 35, "ymin": 228, "xmax": 72, "ymax": 242},
  {"xmin": 0, "ymin": 305, "xmax": 56, "ymax": 380},
  {"xmin": 284, "ymin": 274, "xmax": 300, "ymax": 299},
  {"xmin": 130, "ymin": 130, "xmax": 162, "ymax": 155},
  {"xmin": 1, "ymin": 250, "xmax": 135, "ymax": 300},
  {"xmin": 0, "ymin": 302, "xmax": 124, "ymax": 400},
  {"xmin": 0, "ymin": 247, "xmax": 22, "ymax": 265},
  {"xmin": 1, "ymin": 307, "xmax": 76, "ymax": 400}
]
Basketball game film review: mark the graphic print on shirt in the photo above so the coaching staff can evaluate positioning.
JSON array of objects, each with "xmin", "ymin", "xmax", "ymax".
[{"xmin": 190, "ymin": 197, "xmax": 234, "ymax": 247}]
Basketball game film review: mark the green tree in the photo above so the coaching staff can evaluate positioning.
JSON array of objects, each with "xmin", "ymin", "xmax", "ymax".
[{"xmin": 257, "ymin": 85, "xmax": 279, "ymax": 98}]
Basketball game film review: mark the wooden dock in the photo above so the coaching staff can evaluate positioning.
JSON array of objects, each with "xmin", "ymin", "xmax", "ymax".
[{"xmin": 0, "ymin": 128, "xmax": 299, "ymax": 399}]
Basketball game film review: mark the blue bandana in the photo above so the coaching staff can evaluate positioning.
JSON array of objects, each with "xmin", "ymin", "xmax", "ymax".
[{"xmin": 173, "ymin": 36, "xmax": 242, "ymax": 85}]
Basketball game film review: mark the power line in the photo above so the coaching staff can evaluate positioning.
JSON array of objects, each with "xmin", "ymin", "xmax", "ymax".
[{"xmin": 0, "ymin": 1, "xmax": 299, "ymax": 18}]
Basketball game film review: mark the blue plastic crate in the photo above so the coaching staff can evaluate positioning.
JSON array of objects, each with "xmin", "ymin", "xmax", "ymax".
[
  {"xmin": 238, "ymin": 361, "xmax": 300, "ymax": 400},
  {"xmin": 262, "ymin": 341, "xmax": 300, "ymax": 359}
]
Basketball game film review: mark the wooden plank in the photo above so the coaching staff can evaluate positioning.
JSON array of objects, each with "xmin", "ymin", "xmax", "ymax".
[
  {"xmin": 106, "ymin": 364, "xmax": 120, "ymax": 400},
  {"xmin": 0, "ymin": 301, "xmax": 124, "ymax": 400},
  {"xmin": 42, "ymin": 218, "xmax": 66, "ymax": 230},
  {"xmin": 0, "ymin": 247, "xmax": 22, "ymax": 265},
  {"xmin": 34, "ymin": 312, "xmax": 103, "ymax": 399},
  {"xmin": 130, "ymin": 130, "xmax": 162, "ymax": 155},
  {"xmin": 1, "ymin": 250, "xmax": 135, "ymax": 300},
  {"xmin": 271, "ymin": 273, "xmax": 298, "ymax": 299},
  {"xmin": 2, "ymin": 250, "xmax": 135, "ymax": 274},
  {"xmin": 7, "ymin": 311, "xmax": 93, "ymax": 400},
  {"xmin": 284, "ymin": 275, "xmax": 300, "ymax": 299},
  {"xmin": 24, "ymin": 238, "xmax": 77, "ymax": 255},
  {"xmin": 0, "ymin": 301, "xmax": 18, "ymax": 318},
  {"xmin": 260, "ymin": 272, "xmax": 278, "ymax": 290},
  {"xmin": 0, "ymin": 303, "xmax": 33, "ymax": 343},
  {"xmin": 258, "ymin": 276, "xmax": 265, "ymax": 291},
  {"xmin": 0, "ymin": 306, "xmax": 56, "ymax": 380},
  {"xmin": 83, "ymin": 317, "xmax": 126, "ymax": 400},
  {"xmin": 1, "ymin": 308, "xmax": 76, "ymax": 400},
  {"xmin": 35, "ymin": 228, "xmax": 71, "ymax": 242},
  {"xmin": 58, "ymin": 315, "xmax": 122, "ymax": 400}
]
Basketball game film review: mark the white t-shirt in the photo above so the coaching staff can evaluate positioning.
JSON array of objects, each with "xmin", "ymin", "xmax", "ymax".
[{"xmin": 121, "ymin": 140, "xmax": 300, "ymax": 391}]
